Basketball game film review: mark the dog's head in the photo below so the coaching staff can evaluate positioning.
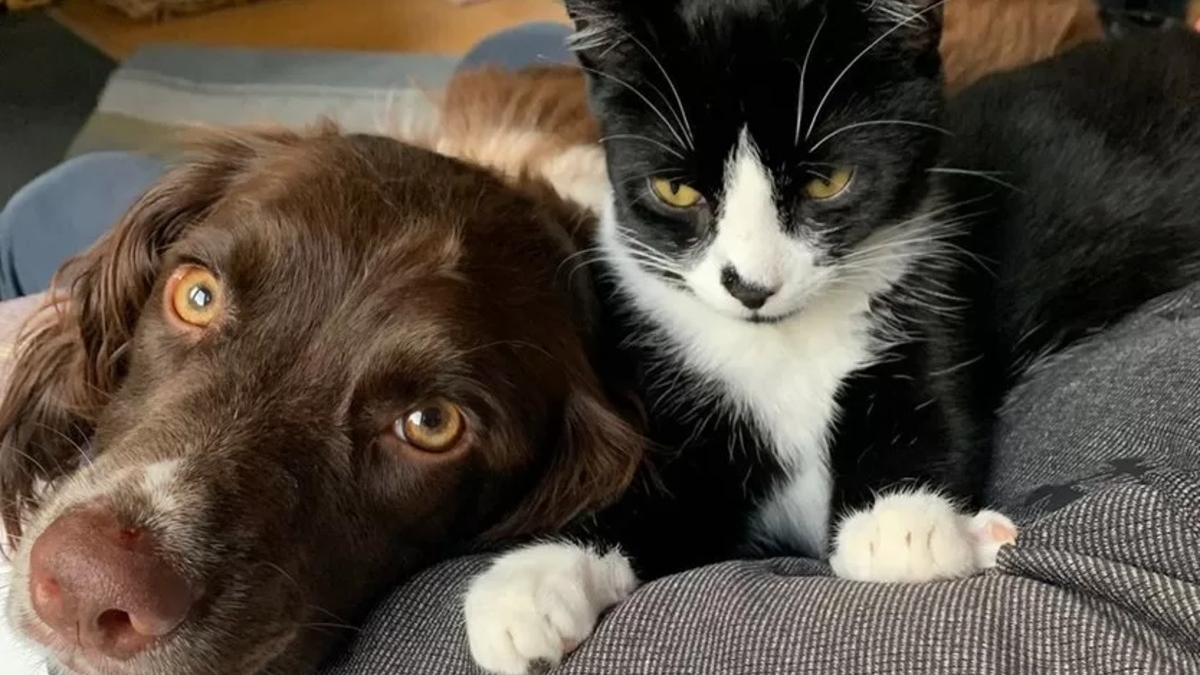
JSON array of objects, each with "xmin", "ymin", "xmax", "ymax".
[{"xmin": 0, "ymin": 125, "xmax": 639, "ymax": 675}]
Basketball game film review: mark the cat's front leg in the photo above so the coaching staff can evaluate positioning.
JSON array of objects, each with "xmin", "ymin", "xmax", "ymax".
[
  {"xmin": 828, "ymin": 488, "xmax": 1018, "ymax": 583},
  {"xmin": 464, "ymin": 541, "xmax": 639, "ymax": 675}
]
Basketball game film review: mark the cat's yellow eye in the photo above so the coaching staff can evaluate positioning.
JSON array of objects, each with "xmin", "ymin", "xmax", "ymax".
[
  {"xmin": 649, "ymin": 177, "xmax": 703, "ymax": 209},
  {"xmin": 804, "ymin": 167, "xmax": 855, "ymax": 201}
]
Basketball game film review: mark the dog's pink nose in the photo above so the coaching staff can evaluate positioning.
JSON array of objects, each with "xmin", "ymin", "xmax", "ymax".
[{"xmin": 27, "ymin": 508, "xmax": 196, "ymax": 660}]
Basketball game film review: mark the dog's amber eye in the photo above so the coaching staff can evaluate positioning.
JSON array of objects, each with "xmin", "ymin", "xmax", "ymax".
[
  {"xmin": 649, "ymin": 177, "xmax": 703, "ymax": 209},
  {"xmin": 167, "ymin": 266, "xmax": 223, "ymax": 328},
  {"xmin": 804, "ymin": 167, "xmax": 854, "ymax": 201},
  {"xmin": 395, "ymin": 400, "xmax": 465, "ymax": 453}
]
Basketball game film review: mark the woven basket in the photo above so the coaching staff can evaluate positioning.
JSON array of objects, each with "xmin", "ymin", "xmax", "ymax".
[{"xmin": 93, "ymin": 0, "xmax": 266, "ymax": 21}]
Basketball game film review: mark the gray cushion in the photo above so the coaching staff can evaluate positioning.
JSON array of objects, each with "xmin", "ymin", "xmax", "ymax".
[{"xmin": 325, "ymin": 284, "xmax": 1200, "ymax": 675}]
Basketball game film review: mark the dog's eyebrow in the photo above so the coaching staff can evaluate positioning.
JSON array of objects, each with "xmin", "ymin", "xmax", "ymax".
[{"xmin": 164, "ymin": 227, "xmax": 236, "ymax": 276}]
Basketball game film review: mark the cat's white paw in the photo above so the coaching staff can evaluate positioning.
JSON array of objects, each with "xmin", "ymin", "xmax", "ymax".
[
  {"xmin": 464, "ymin": 542, "xmax": 638, "ymax": 675},
  {"xmin": 829, "ymin": 489, "xmax": 1017, "ymax": 583}
]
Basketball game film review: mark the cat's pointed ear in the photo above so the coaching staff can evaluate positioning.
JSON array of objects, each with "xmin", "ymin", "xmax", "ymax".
[{"xmin": 863, "ymin": 0, "xmax": 944, "ymax": 52}]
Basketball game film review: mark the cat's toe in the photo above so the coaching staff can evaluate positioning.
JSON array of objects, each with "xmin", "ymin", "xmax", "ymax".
[
  {"xmin": 967, "ymin": 509, "xmax": 1018, "ymax": 569},
  {"xmin": 463, "ymin": 542, "xmax": 638, "ymax": 675},
  {"xmin": 829, "ymin": 489, "xmax": 1017, "ymax": 583}
]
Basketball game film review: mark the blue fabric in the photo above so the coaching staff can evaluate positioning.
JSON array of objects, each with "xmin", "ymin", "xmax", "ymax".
[
  {"xmin": 457, "ymin": 21, "xmax": 573, "ymax": 72},
  {"xmin": 0, "ymin": 152, "xmax": 164, "ymax": 299},
  {"xmin": 0, "ymin": 22, "xmax": 573, "ymax": 300}
]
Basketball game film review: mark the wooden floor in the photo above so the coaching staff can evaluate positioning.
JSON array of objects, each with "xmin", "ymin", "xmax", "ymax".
[{"xmin": 50, "ymin": 0, "xmax": 570, "ymax": 60}]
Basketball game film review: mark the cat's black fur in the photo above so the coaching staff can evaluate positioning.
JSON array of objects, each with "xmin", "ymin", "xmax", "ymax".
[{"xmin": 565, "ymin": 0, "xmax": 1200, "ymax": 581}]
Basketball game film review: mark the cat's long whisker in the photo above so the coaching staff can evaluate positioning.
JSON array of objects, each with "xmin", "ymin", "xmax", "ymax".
[
  {"xmin": 616, "ymin": 233, "xmax": 685, "ymax": 267},
  {"xmin": 844, "ymin": 227, "xmax": 957, "ymax": 258},
  {"xmin": 569, "ymin": 61, "xmax": 691, "ymax": 152},
  {"xmin": 806, "ymin": 0, "xmax": 947, "ymax": 140},
  {"xmin": 843, "ymin": 226, "xmax": 954, "ymax": 259},
  {"xmin": 618, "ymin": 233, "xmax": 672, "ymax": 257},
  {"xmin": 928, "ymin": 167, "xmax": 1025, "ymax": 193},
  {"xmin": 838, "ymin": 266, "xmax": 969, "ymax": 317},
  {"xmin": 794, "ymin": 12, "xmax": 829, "ymax": 147},
  {"xmin": 564, "ymin": 244, "xmax": 674, "ymax": 284},
  {"xmin": 624, "ymin": 249, "xmax": 681, "ymax": 273},
  {"xmin": 618, "ymin": 237, "xmax": 684, "ymax": 270},
  {"xmin": 630, "ymin": 261, "xmax": 684, "ymax": 277},
  {"xmin": 865, "ymin": 0, "xmax": 929, "ymax": 26},
  {"xmin": 616, "ymin": 250, "xmax": 684, "ymax": 277},
  {"xmin": 557, "ymin": 245, "xmax": 606, "ymax": 279},
  {"xmin": 566, "ymin": 251, "xmax": 612, "ymax": 282},
  {"xmin": 843, "ymin": 229, "xmax": 976, "ymax": 266},
  {"xmin": 809, "ymin": 120, "xmax": 950, "ymax": 151},
  {"xmin": 838, "ymin": 221, "xmax": 995, "ymax": 283},
  {"xmin": 840, "ymin": 196, "xmax": 993, "ymax": 258},
  {"xmin": 619, "ymin": 30, "xmax": 694, "ymax": 149},
  {"xmin": 601, "ymin": 135, "xmax": 685, "ymax": 160}
]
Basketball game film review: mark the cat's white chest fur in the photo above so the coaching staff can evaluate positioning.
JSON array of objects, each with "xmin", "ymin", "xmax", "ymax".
[{"xmin": 600, "ymin": 201, "xmax": 881, "ymax": 556}]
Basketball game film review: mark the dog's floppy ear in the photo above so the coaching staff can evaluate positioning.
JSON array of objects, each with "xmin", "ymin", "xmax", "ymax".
[
  {"xmin": 0, "ymin": 125, "xmax": 323, "ymax": 547},
  {"xmin": 488, "ymin": 367, "xmax": 645, "ymax": 542}
]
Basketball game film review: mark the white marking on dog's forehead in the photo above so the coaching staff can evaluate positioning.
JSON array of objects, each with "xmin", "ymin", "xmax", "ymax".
[{"xmin": 142, "ymin": 459, "xmax": 185, "ymax": 517}]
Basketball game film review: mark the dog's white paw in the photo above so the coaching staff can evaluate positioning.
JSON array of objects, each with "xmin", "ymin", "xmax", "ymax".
[
  {"xmin": 464, "ymin": 542, "xmax": 638, "ymax": 675},
  {"xmin": 829, "ymin": 489, "xmax": 1018, "ymax": 583}
]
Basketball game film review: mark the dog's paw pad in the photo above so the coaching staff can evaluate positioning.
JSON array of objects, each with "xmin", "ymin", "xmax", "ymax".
[
  {"xmin": 464, "ymin": 543, "xmax": 638, "ymax": 675},
  {"xmin": 829, "ymin": 490, "xmax": 1017, "ymax": 584}
]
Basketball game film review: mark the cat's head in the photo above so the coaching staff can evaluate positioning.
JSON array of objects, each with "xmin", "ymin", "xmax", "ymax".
[{"xmin": 567, "ymin": 0, "xmax": 946, "ymax": 322}]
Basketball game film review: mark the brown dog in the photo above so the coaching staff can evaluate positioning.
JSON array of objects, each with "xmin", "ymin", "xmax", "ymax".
[{"xmin": 0, "ymin": 66, "xmax": 636, "ymax": 675}]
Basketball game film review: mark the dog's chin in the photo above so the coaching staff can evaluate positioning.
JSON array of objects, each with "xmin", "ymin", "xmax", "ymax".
[{"xmin": 35, "ymin": 631, "xmax": 301, "ymax": 675}]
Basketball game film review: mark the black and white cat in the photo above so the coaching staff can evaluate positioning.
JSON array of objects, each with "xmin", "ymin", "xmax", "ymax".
[{"xmin": 463, "ymin": 2, "xmax": 1200, "ymax": 673}]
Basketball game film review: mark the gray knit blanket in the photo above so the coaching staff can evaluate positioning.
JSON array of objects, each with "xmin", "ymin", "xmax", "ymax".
[{"xmin": 324, "ymin": 282, "xmax": 1200, "ymax": 675}]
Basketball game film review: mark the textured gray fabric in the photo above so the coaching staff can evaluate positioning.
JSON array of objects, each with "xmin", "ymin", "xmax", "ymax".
[{"xmin": 323, "ymin": 283, "xmax": 1200, "ymax": 675}]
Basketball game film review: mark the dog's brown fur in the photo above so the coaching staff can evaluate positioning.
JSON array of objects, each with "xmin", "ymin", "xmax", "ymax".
[{"xmin": 0, "ymin": 65, "xmax": 635, "ymax": 675}]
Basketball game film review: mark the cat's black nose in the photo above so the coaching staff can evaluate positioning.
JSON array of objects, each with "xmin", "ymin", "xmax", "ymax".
[{"xmin": 720, "ymin": 267, "xmax": 777, "ymax": 310}]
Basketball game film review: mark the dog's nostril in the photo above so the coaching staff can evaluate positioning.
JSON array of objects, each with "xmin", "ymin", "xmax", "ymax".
[
  {"xmin": 98, "ymin": 609, "xmax": 132, "ymax": 633},
  {"xmin": 92, "ymin": 609, "xmax": 158, "ymax": 659},
  {"xmin": 720, "ymin": 266, "xmax": 778, "ymax": 311},
  {"xmin": 27, "ymin": 508, "xmax": 198, "ymax": 660}
]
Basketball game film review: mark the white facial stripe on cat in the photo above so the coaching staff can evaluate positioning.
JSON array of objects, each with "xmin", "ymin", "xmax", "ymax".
[
  {"xmin": 601, "ymin": 193, "xmax": 889, "ymax": 555},
  {"xmin": 686, "ymin": 127, "xmax": 825, "ymax": 320},
  {"xmin": 715, "ymin": 128, "xmax": 790, "ymax": 291}
]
